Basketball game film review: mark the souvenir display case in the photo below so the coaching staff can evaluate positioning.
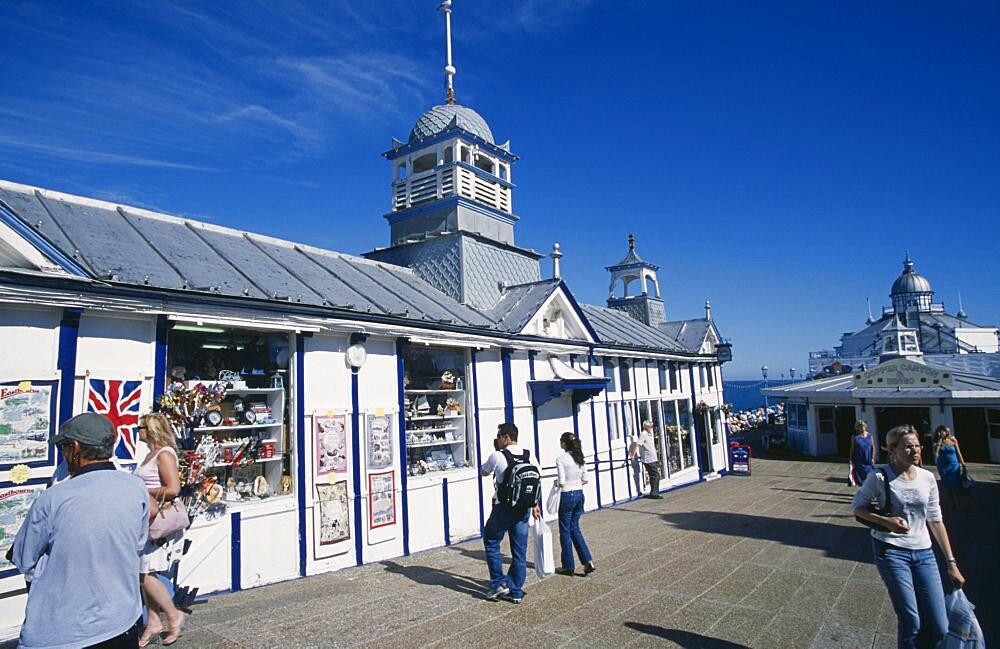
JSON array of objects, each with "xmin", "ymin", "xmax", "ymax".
[
  {"xmin": 401, "ymin": 346, "xmax": 470, "ymax": 476},
  {"xmin": 188, "ymin": 387, "xmax": 286, "ymax": 502}
]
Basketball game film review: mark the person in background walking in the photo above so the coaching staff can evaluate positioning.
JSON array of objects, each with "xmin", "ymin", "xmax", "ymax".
[
  {"xmin": 554, "ymin": 432, "xmax": 596, "ymax": 576},
  {"xmin": 629, "ymin": 420, "xmax": 662, "ymax": 498},
  {"xmin": 852, "ymin": 424, "xmax": 965, "ymax": 649},
  {"xmin": 12, "ymin": 413, "xmax": 149, "ymax": 648},
  {"xmin": 933, "ymin": 425, "xmax": 966, "ymax": 511},
  {"xmin": 135, "ymin": 413, "xmax": 186, "ymax": 647},
  {"xmin": 849, "ymin": 421, "xmax": 877, "ymax": 484}
]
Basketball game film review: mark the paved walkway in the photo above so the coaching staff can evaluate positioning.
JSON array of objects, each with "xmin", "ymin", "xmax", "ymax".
[{"xmin": 15, "ymin": 454, "xmax": 1000, "ymax": 648}]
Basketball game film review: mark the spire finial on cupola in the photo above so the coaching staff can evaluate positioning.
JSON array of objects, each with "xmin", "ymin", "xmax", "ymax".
[
  {"xmin": 439, "ymin": 0, "xmax": 457, "ymax": 104},
  {"xmin": 866, "ymin": 297, "xmax": 874, "ymax": 325},
  {"xmin": 628, "ymin": 232, "xmax": 635, "ymax": 250},
  {"xmin": 705, "ymin": 300, "xmax": 712, "ymax": 321},
  {"xmin": 957, "ymin": 291, "xmax": 967, "ymax": 319}
]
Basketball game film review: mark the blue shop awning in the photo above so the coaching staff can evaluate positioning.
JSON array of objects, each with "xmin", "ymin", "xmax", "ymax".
[{"xmin": 528, "ymin": 357, "xmax": 610, "ymax": 407}]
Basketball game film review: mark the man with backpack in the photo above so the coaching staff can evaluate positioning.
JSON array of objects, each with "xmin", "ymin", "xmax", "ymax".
[{"xmin": 480, "ymin": 422, "xmax": 541, "ymax": 603}]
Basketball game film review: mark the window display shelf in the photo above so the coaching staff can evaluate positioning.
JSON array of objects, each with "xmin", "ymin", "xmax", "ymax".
[
  {"xmin": 408, "ymin": 425, "xmax": 458, "ymax": 434},
  {"xmin": 404, "ymin": 389, "xmax": 465, "ymax": 394},
  {"xmin": 406, "ymin": 439, "xmax": 465, "ymax": 449},
  {"xmin": 193, "ymin": 422, "xmax": 282, "ymax": 433},
  {"xmin": 406, "ymin": 414, "xmax": 463, "ymax": 421},
  {"xmin": 208, "ymin": 457, "xmax": 283, "ymax": 469}
]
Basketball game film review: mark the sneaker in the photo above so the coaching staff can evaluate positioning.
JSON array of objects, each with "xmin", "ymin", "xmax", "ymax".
[
  {"xmin": 645, "ymin": 494, "xmax": 663, "ymax": 499},
  {"xmin": 583, "ymin": 561, "xmax": 596, "ymax": 575},
  {"xmin": 555, "ymin": 567, "xmax": 575, "ymax": 576},
  {"xmin": 500, "ymin": 592, "xmax": 522, "ymax": 604},
  {"xmin": 485, "ymin": 584, "xmax": 509, "ymax": 601}
]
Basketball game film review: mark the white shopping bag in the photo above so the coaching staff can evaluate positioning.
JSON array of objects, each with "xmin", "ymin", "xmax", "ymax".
[
  {"xmin": 942, "ymin": 588, "xmax": 985, "ymax": 648},
  {"xmin": 545, "ymin": 482, "xmax": 561, "ymax": 519},
  {"xmin": 531, "ymin": 516, "xmax": 555, "ymax": 579}
]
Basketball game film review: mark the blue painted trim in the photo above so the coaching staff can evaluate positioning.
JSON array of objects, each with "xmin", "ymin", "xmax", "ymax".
[
  {"xmin": 383, "ymin": 195, "xmax": 519, "ymax": 226},
  {"xmin": 351, "ymin": 368, "xmax": 363, "ymax": 567},
  {"xmin": 295, "ymin": 335, "xmax": 308, "ymax": 577},
  {"xmin": 382, "ymin": 128, "xmax": 519, "ymax": 163},
  {"xmin": 688, "ymin": 364, "xmax": 705, "ymax": 482},
  {"xmin": 500, "ymin": 348, "xmax": 514, "ymax": 423},
  {"xmin": 0, "ymin": 202, "xmax": 91, "ymax": 277},
  {"xmin": 621, "ymin": 399, "xmax": 632, "ymax": 500},
  {"xmin": 604, "ymin": 394, "xmax": 616, "ymax": 505},
  {"xmin": 571, "ymin": 398, "xmax": 580, "ymax": 439},
  {"xmin": 56, "ymin": 308, "xmax": 82, "ymax": 426},
  {"xmin": 471, "ymin": 350, "xmax": 485, "ymax": 531},
  {"xmin": 528, "ymin": 351, "xmax": 536, "ymax": 380},
  {"xmin": 395, "ymin": 339, "xmax": 411, "ymax": 555},
  {"xmin": 532, "ymin": 404, "xmax": 540, "ymax": 464},
  {"xmin": 442, "ymin": 478, "xmax": 451, "ymax": 546},
  {"xmin": 588, "ymin": 354, "xmax": 601, "ymax": 508},
  {"xmin": 230, "ymin": 511, "xmax": 241, "ymax": 591},
  {"xmin": 153, "ymin": 316, "xmax": 170, "ymax": 403}
]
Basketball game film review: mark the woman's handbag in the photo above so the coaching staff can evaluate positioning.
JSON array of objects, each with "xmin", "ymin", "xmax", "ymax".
[
  {"xmin": 960, "ymin": 465, "xmax": 975, "ymax": 494},
  {"xmin": 545, "ymin": 482, "xmax": 561, "ymax": 518},
  {"xmin": 854, "ymin": 468, "xmax": 893, "ymax": 532},
  {"xmin": 149, "ymin": 497, "xmax": 190, "ymax": 541}
]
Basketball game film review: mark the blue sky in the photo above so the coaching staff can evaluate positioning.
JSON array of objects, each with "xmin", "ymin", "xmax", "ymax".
[{"xmin": 2, "ymin": 1, "xmax": 998, "ymax": 379}]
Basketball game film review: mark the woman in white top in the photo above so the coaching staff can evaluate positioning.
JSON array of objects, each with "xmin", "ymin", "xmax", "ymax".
[
  {"xmin": 135, "ymin": 413, "xmax": 185, "ymax": 646},
  {"xmin": 554, "ymin": 432, "xmax": 595, "ymax": 576},
  {"xmin": 852, "ymin": 424, "xmax": 964, "ymax": 649}
]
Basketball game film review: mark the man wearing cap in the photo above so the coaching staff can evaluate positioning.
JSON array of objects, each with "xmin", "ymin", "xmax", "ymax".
[{"xmin": 11, "ymin": 412, "xmax": 149, "ymax": 648}]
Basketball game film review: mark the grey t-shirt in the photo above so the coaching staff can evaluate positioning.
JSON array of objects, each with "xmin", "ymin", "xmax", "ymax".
[
  {"xmin": 633, "ymin": 429, "xmax": 658, "ymax": 464},
  {"xmin": 851, "ymin": 465, "xmax": 941, "ymax": 550}
]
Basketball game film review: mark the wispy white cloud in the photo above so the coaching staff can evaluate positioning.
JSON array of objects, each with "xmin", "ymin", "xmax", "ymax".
[{"xmin": 0, "ymin": 135, "xmax": 217, "ymax": 172}]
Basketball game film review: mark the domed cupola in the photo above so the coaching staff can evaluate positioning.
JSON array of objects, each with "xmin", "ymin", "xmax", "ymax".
[
  {"xmin": 363, "ymin": 0, "xmax": 542, "ymax": 310},
  {"xmin": 410, "ymin": 104, "xmax": 495, "ymax": 145},
  {"xmin": 890, "ymin": 253, "xmax": 934, "ymax": 315}
]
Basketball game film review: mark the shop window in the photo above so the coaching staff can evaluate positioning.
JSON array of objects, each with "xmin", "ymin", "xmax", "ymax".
[
  {"xmin": 412, "ymin": 152, "xmax": 436, "ymax": 174},
  {"xmin": 817, "ymin": 407, "xmax": 835, "ymax": 434},
  {"xmin": 603, "ymin": 359, "xmax": 617, "ymax": 392},
  {"xmin": 609, "ymin": 406, "xmax": 622, "ymax": 441},
  {"xmin": 402, "ymin": 345, "xmax": 470, "ymax": 476},
  {"xmin": 662, "ymin": 400, "xmax": 683, "ymax": 472},
  {"xmin": 623, "ymin": 401, "xmax": 636, "ymax": 441},
  {"xmin": 166, "ymin": 326, "xmax": 292, "ymax": 504},
  {"xmin": 668, "ymin": 362, "xmax": 678, "ymax": 391},
  {"xmin": 707, "ymin": 365, "xmax": 715, "ymax": 388},
  {"xmin": 677, "ymin": 400, "xmax": 694, "ymax": 468},
  {"xmin": 620, "ymin": 359, "xmax": 632, "ymax": 392},
  {"xmin": 988, "ymin": 409, "xmax": 1000, "ymax": 439},
  {"xmin": 638, "ymin": 400, "xmax": 664, "ymax": 479},
  {"xmin": 657, "ymin": 362, "xmax": 667, "ymax": 393}
]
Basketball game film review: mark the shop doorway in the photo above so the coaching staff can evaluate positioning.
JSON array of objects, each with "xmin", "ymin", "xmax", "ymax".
[
  {"xmin": 697, "ymin": 412, "xmax": 714, "ymax": 473},
  {"xmin": 834, "ymin": 407, "xmax": 858, "ymax": 458},
  {"xmin": 952, "ymin": 408, "xmax": 990, "ymax": 463},
  {"xmin": 875, "ymin": 406, "xmax": 931, "ymax": 461}
]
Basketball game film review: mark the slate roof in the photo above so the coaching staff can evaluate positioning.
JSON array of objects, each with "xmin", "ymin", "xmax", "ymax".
[
  {"xmin": 0, "ymin": 181, "xmax": 493, "ymax": 328},
  {"xmin": 660, "ymin": 319, "xmax": 714, "ymax": 353},
  {"xmin": 764, "ymin": 359, "xmax": 1000, "ymax": 400},
  {"xmin": 579, "ymin": 304, "xmax": 687, "ymax": 352},
  {"xmin": 487, "ymin": 279, "xmax": 561, "ymax": 331}
]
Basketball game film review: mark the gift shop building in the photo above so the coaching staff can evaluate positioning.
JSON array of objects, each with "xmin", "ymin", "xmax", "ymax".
[{"xmin": 0, "ymin": 8, "xmax": 732, "ymax": 636}]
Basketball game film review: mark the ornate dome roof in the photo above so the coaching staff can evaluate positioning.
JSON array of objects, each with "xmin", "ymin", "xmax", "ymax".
[
  {"xmin": 891, "ymin": 255, "xmax": 933, "ymax": 295},
  {"xmin": 409, "ymin": 104, "xmax": 494, "ymax": 144}
]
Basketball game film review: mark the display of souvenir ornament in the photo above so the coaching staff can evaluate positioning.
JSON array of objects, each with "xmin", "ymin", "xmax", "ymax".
[
  {"xmin": 233, "ymin": 398, "xmax": 256, "ymax": 425},
  {"xmin": 252, "ymin": 475, "xmax": 268, "ymax": 497},
  {"xmin": 440, "ymin": 371, "xmax": 455, "ymax": 389},
  {"xmin": 280, "ymin": 474, "xmax": 292, "ymax": 495},
  {"xmin": 204, "ymin": 404, "xmax": 223, "ymax": 427},
  {"xmin": 445, "ymin": 397, "xmax": 461, "ymax": 413},
  {"xmin": 415, "ymin": 396, "xmax": 430, "ymax": 414}
]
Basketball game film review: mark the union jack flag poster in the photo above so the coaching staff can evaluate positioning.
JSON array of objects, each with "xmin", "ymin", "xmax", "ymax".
[{"xmin": 86, "ymin": 378, "xmax": 142, "ymax": 461}]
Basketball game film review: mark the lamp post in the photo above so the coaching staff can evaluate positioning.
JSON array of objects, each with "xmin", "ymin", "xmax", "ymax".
[
  {"xmin": 761, "ymin": 365, "xmax": 769, "ymax": 409},
  {"xmin": 789, "ymin": 367, "xmax": 796, "ymax": 383}
]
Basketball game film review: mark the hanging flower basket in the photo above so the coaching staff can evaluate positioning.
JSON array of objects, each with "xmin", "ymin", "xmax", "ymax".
[{"xmin": 694, "ymin": 401, "xmax": 711, "ymax": 415}]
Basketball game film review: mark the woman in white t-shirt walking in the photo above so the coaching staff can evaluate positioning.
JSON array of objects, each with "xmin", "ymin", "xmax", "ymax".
[
  {"xmin": 852, "ymin": 424, "xmax": 965, "ymax": 649},
  {"xmin": 554, "ymin": 432, "xmax": 596, "ymax": 576}
]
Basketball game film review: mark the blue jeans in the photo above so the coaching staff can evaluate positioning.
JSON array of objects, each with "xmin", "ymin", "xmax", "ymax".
[
  {"xmin": 872, "ymin": 540, "xmax": 948, "ymax": 649},
  {"xmin": 557, "ymin": 489, "xmax": 593, "ymax": 570},
  {"xmin": 483, "ymin": 504, "xmax": 530, "ymax": 598}
]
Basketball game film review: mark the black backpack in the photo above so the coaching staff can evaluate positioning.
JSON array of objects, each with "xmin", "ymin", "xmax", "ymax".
[{"xmin": 497, "ymin": 448, "xmax": 541, "ymax": 512}]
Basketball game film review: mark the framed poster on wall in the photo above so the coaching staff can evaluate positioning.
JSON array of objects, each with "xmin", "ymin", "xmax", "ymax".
[
  {"xmin": 368, "ymin": 471, "xmax": 395, "ymax": 529},
  {"xmin": 314, "ymin": 481, "xmax": 351, "ymax": 559},
  {"xmin": 314, "ymin": 413, "xmax": 348, "ymax": 476},
  {"xmin": 0, "ymin": 380, "xmax": 57, "ymax": 469},
  {"xmin": 0, "ymin": 478, "xmax": 49, "ymax": 578},
  {"xmin": 365, "ymin": 412, "xmax": 393, "ymax": 470}
]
